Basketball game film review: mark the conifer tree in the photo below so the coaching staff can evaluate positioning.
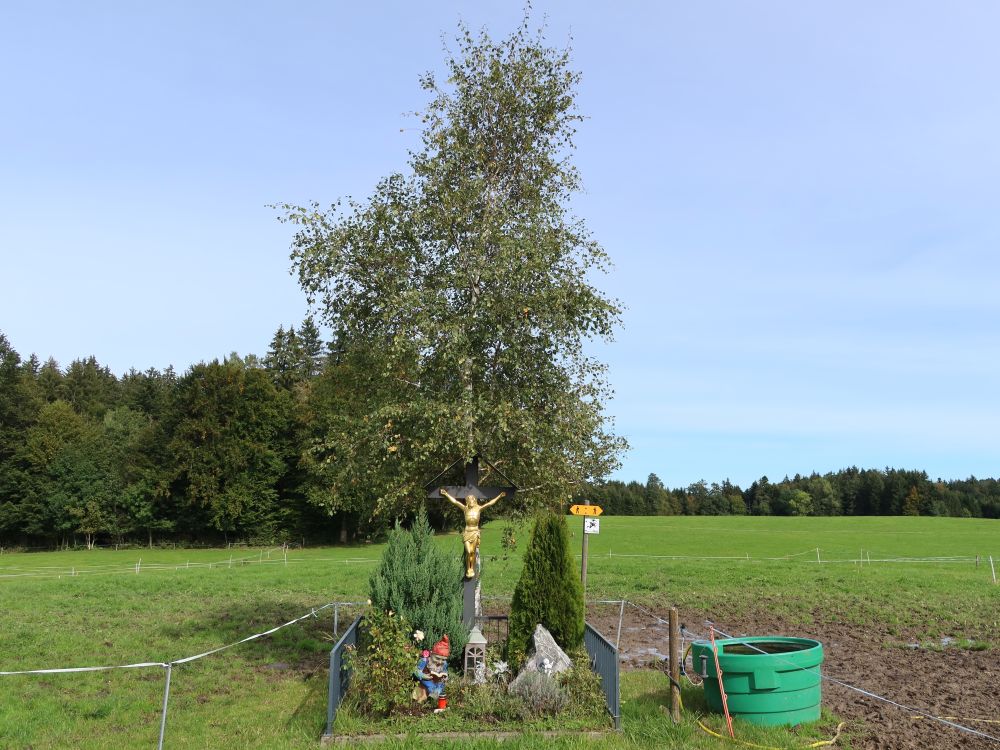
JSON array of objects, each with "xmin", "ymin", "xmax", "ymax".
[
  {"xmin": 297, "ymin": 317, "xmax": 325, "ymax": 379},
  {"xmin": 508, "ymin": 511, "xmax": 584, "ymax": 660},
  {"xmin": 368, "ymin": 510, "xmax": 468, "ymax": 658},
  {"xmin": 168, "ymin": 358, "xmax": 291, "ymax": 540}
]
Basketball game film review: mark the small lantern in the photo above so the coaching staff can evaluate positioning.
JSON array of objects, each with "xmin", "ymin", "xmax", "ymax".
[{"xmin": 464, "ymin": 626, "xmax": 488, "ymax": 683}]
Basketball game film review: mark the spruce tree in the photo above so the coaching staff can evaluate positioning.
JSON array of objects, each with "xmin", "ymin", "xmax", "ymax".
[
  {"xmin": 508, "ymin": 511, "xmax": 584, "ymax": 661},
  {"xmin": 369, "ymin": 510, "xmax": 468, "ymax": 659}
]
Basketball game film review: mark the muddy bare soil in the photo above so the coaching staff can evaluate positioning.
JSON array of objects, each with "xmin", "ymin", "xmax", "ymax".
[{"xmin": 586, "ymin": 604, "xmax": 1000, "ymax": 750}]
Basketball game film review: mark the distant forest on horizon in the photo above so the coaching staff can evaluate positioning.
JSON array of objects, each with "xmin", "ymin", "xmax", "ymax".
[{"xmin": 1, "ymin": 327, "xmax": 998, "ymax": 550}]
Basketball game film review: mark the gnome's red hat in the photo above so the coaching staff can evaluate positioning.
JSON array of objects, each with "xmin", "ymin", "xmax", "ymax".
[{"xmin": 431, "ymin": 634, "xmax": 450, "ymax": 657}]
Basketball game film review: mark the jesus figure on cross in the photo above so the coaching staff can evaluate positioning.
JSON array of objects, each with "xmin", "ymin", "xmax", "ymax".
[{"xmin": 439, "ymin": 489, "xmax": 506, "ymax": 579}]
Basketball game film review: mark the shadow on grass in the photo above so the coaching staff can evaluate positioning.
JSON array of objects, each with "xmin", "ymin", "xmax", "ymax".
[
  {"xmin": 157, "ymin": 596, "xmax": 359, "ymax": 671},
  {"xmin": 143, "ymin": 597, "xmax": 345, "ymax": 745}
]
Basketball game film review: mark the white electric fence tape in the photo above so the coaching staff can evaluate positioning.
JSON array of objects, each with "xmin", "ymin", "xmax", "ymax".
[
  {"xmin": 0, "ymin": 601, "xmax": 366, "ymax": 675},
  {"xmin": 0, "ymin": 555, "xmax": 379, "ymax": 582},
  {"xmin": 170, "ymin": 604, "xmax": 333, "ymax": 665},
  {"xmin": 0, "ymin": 661, "xmax": 168, "ymax": 676},
  {"xmin": 5, "ymin": 548, "xmax": 997, "ymax": 583},
  {"xmin": 607, "ymin": 550, "xmax": 993, "ymax": 564},
  {"xmin": 0, "ymin": 599, "xmax": 367, "ymax": 749}
]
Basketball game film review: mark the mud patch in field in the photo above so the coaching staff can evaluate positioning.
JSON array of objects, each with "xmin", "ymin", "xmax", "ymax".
[{"xmin": 586, "ymin": 603, "xmax": 1000, "ymax": 750}]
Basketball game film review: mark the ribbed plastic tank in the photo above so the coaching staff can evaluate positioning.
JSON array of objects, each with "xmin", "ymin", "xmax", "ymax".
[{"xmin": 691, "ymin": 636, "xmax": 823, "ymax": 727}]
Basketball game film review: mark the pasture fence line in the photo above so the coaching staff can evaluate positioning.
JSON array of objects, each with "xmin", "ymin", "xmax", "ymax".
[
  {"xmin": 626, "ymin": 602, "xmax": 1000, "ymax": 746},
  {"xmin": 605, "ymin": 547, "xmax": 1000, "ymax": 584},
  {"xmin": 606, "ymin": 546, "xmax": 1000, "ymax": 564},
  {"xmin": 0, "ymin": 551, "xmax": 380, "ymax": 583},
  {"xmin": 0, "ymin": 542, "xmax": 299, "ymax": 555},
  {"xmin": 0, "ymin": 599, "xmax": 365, "ymax": 749},
  {"xmin": 4, "ymin": 546, "xmax": 1000, "ymax": 586}
]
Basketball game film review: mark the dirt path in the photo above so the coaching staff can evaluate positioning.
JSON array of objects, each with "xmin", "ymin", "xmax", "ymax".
[{"xmin": 586, "ymin": 603, "xmax": 1000, "ymax": 750}]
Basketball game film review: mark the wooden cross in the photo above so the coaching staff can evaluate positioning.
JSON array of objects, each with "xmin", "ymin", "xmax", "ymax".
[
  {"xmin": 426, "ymin": 456, "xmax": 517, "ymax": 627},
  {"xmin": 426, "ymin": 456, "xmax": 516, "ymax": 505}
]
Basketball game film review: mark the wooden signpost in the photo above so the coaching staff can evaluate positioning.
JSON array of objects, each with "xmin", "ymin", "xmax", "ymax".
[{"xmin": 571, "ymin": 502, "xmax": 603, "ymax": 593}]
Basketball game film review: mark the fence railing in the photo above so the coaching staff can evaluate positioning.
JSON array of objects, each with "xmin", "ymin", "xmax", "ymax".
[
  {"xmin": 325, "ymin": 614, "xmax": 363, "ymax": 737},
  {"xmin": 584, "ymin": 621, "xmax": 621, "ymax": 729},
  {"xmin": 475, "ymin": 613, "xmax": 509, "ymax": 643}
]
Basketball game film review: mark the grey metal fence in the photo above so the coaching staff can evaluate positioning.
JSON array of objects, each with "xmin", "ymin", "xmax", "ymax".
[
  {"xmin": 475, "ymin": 613, "xmax": 509, "ymax": 643},
  {"xmin": 324, "ymin": 614, "xmax": 363, "ymax": 737},
  {"xmin": 584, "ymin": 622, "xmax": 621, "ymax": 729}
]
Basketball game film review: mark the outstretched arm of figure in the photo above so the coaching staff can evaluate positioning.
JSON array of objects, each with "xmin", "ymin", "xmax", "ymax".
[
  {"xmin": 479, "ymin": 491, "xmax": 505, "ymax": 510},
  {"xmin": 439, "ymin": 489, "xmax": 466, "ymax": 510}
]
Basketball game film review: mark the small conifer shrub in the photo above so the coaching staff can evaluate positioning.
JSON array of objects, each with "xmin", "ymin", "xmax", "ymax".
[
  {"xmin": 507, "ymin": 511, "xmax": 585, "ymax": 662},
  {"xmin": 509, "ymin": 671, "xmax": 568, "ymax": 716},
  {"xmin": 369, "ymin": 509, "xmax": 468, "ymax": 658}
]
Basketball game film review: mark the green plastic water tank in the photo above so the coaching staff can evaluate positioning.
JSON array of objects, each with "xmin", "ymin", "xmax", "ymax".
[{"xmin": 691, "ymin": 636, "xmax": 823, "ymax": 727}]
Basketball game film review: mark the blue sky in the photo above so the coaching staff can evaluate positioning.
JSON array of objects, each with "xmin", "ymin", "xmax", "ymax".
[{"xmin": 2, "ymin": 2, "xmax": 998, "ymax": 488}]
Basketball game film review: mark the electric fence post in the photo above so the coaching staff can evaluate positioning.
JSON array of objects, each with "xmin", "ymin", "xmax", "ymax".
[{"xmin": 669, "ymin": 607, "xmax": 681, "ymax": 722}]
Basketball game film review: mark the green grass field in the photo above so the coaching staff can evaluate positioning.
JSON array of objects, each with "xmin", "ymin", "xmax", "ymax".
[{"xmin": 1, "ymin": 516, "xmax": 997, "ymax": 748}]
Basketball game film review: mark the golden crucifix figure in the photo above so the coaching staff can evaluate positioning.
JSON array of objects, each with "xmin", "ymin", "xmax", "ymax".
[{"xmin": 439, "ymin": 489, "xmax": 505, "ymax": 579}]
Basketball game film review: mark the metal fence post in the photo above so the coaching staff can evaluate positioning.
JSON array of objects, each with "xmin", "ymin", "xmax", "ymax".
[
  {"xmin": 157, "ymin": 664, "xmax": 173, "ymax": 750},
  {"xmin": 615, "ymin": 600, "xmax": 625, "ymax": 650},
  {"xmin": 326, "ymin": 646, "xmax": 337, "ymax": 736},
  {"xmin": 669, "ymin": 607, "xmax": 681, "ymax": 722}
]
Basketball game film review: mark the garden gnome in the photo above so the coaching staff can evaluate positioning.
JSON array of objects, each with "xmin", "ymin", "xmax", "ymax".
[{"xmin": 412, "ymin": 634, "xmax": 450, "ymax": 702}]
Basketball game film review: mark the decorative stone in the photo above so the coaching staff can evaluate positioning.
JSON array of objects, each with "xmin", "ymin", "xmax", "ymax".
[{"xmin": 508, "ymin": 624, "xmax": 573, "ymax": 693}]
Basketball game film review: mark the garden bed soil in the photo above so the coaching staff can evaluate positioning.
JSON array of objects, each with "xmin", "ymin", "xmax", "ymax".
[{"xmin": 588, "ymin": 604, "xmax": 999, "ymax": 750}]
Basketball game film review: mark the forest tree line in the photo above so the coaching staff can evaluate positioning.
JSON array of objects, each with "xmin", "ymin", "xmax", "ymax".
[
  {"xmin": 0, "ymin": 325, "xmax": 339, "ymax": 548},
  {"xmin": 1, "ymin": 328, "xmax": 998, "ymax": 550},
  {"xmin": 584, "ymin": 470, "xmax": 1000, "ymax": 520}
]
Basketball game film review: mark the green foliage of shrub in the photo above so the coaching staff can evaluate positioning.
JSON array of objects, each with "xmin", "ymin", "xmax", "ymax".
[
  {"xmin": 450, "ymin": 680, "xmax": 529, "ymax": 722},
  {"xmin": 509, "ymin": 671, "xmax": 568, "ymax": 716},
  {"xmin": 558, "ymin": 648, "xmax": 607, "ymax": 718},
  {"xmin": 347, "ymin": 607, "xmax": 416, "ymax": 717},
  {"xmin": 507, "ymin": 511, "xmax": 585, "ymax": 662},
  {"xmin": 368, "ymin": 510, "xmax": 468, "ymax": 658}
]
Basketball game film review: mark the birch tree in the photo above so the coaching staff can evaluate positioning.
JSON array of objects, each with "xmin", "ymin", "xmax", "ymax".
[{"xmin": 281, "ymin": 18, "xmax": 625, "ymax": 520}]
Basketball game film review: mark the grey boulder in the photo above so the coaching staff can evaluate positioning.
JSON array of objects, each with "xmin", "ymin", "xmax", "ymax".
[{"xmin": 508, "ymin": 624, "xmax": 573, "ymax": 693}]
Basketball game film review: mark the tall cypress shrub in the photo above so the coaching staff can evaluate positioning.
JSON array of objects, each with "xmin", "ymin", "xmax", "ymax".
[
  {"xmin": 508, "ymin": 511, "xmax": 585, "ymax": 660},
  {"xmin": 368, "ymin": 510, "xmax": 468, "ymax": 658}
]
